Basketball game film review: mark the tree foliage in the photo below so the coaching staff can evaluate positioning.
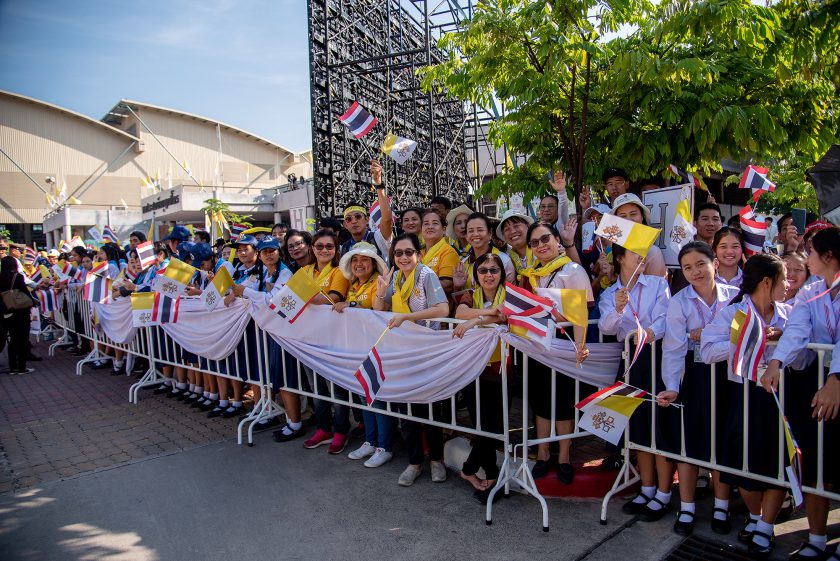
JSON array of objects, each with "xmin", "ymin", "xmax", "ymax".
[
  {"xmin": 200, "ymin": 198, "xmax": 252, "ymax": 228},
  {"xmin": 421, "ymin": 0, "xmax": 838, "ymax": 212}
]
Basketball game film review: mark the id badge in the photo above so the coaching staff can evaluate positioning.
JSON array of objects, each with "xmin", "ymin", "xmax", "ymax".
[{"xmin": 693, "ymin": 347, "xmax": 703, "ymax": 363}]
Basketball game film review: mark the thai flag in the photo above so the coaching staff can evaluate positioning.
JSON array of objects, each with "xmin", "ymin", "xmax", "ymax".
[
  {"xmin": 354, "ymin": 346, "xmax": 385, "ymax": 406},
  {"xmin": 59, "ymin": 240, "xmax": 73, "ymax": 253},
  {"xmin": 338, "ymin": 101, "xmax": 378, "ymax": 139},
  {"xmin": 625, "ymin": 314, "xmax": 649, "ymax": 374},
  {"xmin": 30, "ymin": 266, "xmax": 43, "ymax": 284},
  {"xmin": 24, "ymin": 246, "xmax": 38, "ymax": 264},
  {"xmin": 37, "ymin": 289, "xmax": 56, "ymax": 313},
  {"xmin": 90, "ymin": 261, "xmax": 109, "ymax": 276},
  {"xmin": 739, "ymin": 205, "xmax": 767, "ymax": 256},
  {"xmin": 84, "ymin": 273, "xmax": 112, "ymax": 304},
  {"xmin": 739, "ymin": 165, "xmax": 775, "ymax": 202},
  {"xmin": 136, "ymin": 240, "xmax": 156, "ymax": 270},
  {"xmin": 502, "ymin": 282, "xmax": 554, "ymax": 318},
  {"xmin": 230, "ymin": 223, "xmax": 247, "ymax": 240},
  {"xmin": 102, "ymin": 225, "xmax": 120, "ymax": 245},
  {"xmin": 667, "ymin": 164, "xmax": 704, "ymax": 190},
  {"xmin": 731, "ymin": 304, "xmax": 766, "ymax": 382},
  {"xmin": 152, "ymin": 293, "xmax": 179, "ymax": 324}
]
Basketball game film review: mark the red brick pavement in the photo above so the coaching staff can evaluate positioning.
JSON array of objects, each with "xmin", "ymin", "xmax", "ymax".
[{"xmin": 0, "ymin": 341, "xmax": 234, "ymax": 494}]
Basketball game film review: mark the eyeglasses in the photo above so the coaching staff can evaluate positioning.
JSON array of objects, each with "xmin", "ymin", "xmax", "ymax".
[
  {"xmin": 313, "ymin": 243, "xmax": 335, "ymax": 251},
  {"xmin": 344, "ymin": 213, "xmax": 365, "ymax": 222},
  {"xmin": 476, "ymin": 267, "xmax": 501, "ymax": 275},
  {"xmin": 538, "ymin": 204, "xmax": 557, "ymax": 211},
  {"xmin": 288, "ymin": 241, "xmax": 306, "ymax": 250},
  {"xmin": 393, "ymin": 249, "xmax": 418, "ymax": 258},
  {"xmin": 528, "ymin": 234, "xmax": 555, "ymax": 248}
]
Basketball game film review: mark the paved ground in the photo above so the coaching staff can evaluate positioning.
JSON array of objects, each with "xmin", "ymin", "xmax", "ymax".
[{"xmin": 0, "ymin": 340, "xmax": 837, "ymax": 561}]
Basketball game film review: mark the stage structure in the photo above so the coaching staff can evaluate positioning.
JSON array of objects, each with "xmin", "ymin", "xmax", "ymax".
[{"xmin": 307, "ymin": 0, "xmax": 506, "ymax": 218}]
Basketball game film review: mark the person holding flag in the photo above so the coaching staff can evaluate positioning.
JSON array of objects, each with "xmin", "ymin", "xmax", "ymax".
[
  {"xmin": 518, "ymin": 222, "xmax": 592, "ymax": 483},
  {"xmin": 334, "ymin": 242, "xmax": 394, "ymax": 468},
  {"xmin": 452, "ymin": 252, "xmax": 509, "ymax": 501},
  {"xmin": 598, "ymin": 244, "xmax": 671, "ymax": 520},
  {"xmin": 419, "ymin": 209, "xmax": 459, "ymax": 297},
  {"xmin": 95, "ymin": 244, "xmax": 122, "ymax": 279},
  {"xmin": 760, "ymin": 227, "xmax": 840, "ymax": 561},
  {"xmin": 713, "ymin": 228, "xmax": 744, "ymax": 288},
  {"xmin": 609, "ymin": 193, "xmax": 668, "ymax": 278},
  {"xmin": 656, "ymin": 242, "xmax": 740, "ymax": 536},
  {"xmin": 373, "ymin": 233, "xmax": 450, "ymax": 486},
  {"xmin": 700, "ymin": 254, "xmax": 791, "ymax": 558},
  {"xmin": 339, "ymin": 160, "xmax": 393, "ymax": 260}
]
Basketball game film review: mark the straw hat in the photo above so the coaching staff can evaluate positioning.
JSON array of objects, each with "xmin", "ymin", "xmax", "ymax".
[
  {"xmin": 338, "ymin": 242, "xmax": 387, "ymax": 280},
  {"xmin": 445, "ymin": 204, "xmax": 473, "ymax": 239}
]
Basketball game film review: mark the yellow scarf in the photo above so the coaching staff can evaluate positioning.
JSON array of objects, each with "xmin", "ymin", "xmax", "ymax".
[
  {"xmin": 465, "ymin": 247, "xmax": 502, "ymax": 289},
  {"xmin": 450, "ymin": 237, "xmax": 470, "ymax": 259},
  {"xmin": 348, "ymin": 273, "xmax": 378, "ymax": 309},
  {"xmin": 520, "ymin": 254, "xmax": 572, "ymax": 289},
  {"xmin": 472, "ymin": 285, "xmax": 505, "ymax": 364},
  {"xmin": 305, "ymin": 263, "xmax": 334, "ymax": 289},
  {"xmin": 508, "ymin": 246, "xmax": 536, "ymax": 277},
  {"xmin": 422, "ymin": 237, "xmax": 448, "ymax": 268},
  {"xmin": 392, "ymin": 267, "xmax": 416, "ymax": 313}
]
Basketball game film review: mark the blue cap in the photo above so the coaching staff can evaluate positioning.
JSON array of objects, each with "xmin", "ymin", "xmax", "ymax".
[
  {"xmin": 230, "ymin": 234, "xmax": 258, "ymax": 248},
  {"xmin": 162, "ymin": 225, "xmax": 191, "ymax": 242},
  {"xmin": 177, "ymin": 242, "xmax": 214, "ymax": 268},
  {"xmin": 256, "ymin": 237, "xmax": 280, "ymax": 252}
]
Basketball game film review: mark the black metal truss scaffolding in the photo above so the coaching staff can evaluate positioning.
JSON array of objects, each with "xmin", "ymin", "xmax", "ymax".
[{"xmin": 307, "ymin": 0, "xmax": 503, "ymax": 218}]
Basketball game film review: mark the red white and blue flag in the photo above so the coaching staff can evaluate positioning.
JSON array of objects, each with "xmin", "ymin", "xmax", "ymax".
[
  {"xmin": 338, "ymin": 101, "xmax": 378, "ymax": 139},
  {"xmin": 354, "ymin": 346, "xmax": 385, "ymax": 406},
  {"xmin": 730, "ymin": 304, "xmax": 766, "ymax": 382},
  {"xmin": 230, "ymin": 223, "xmax": 247, "ymax": 240},
  {"xmin": 24, "ymin": 246, "xmax": 38, "ymax": 264},
  {"xmin": 739, "ymin": 205, "xmax": 768, "ymax": 256},
  {"xmin": 37, "ymin": 289, "xmax": 56, "ymax": 313},
  {"xmin": 83, "ymin": 273, "xmax": 112, "ymax": 304},
  {"xmin": 152, "ymin": 292, "xmax": 179, "ymax": 324},
  {"xmin": 136, "ymin": 240, "xmax": 156, "ymax": 270},
  {"xmin": 667, "ymin": 164, "xmax": 704, "ymax": 190},
  {"xmin": 739, "ymin": 165, "xmax": 776, "ymax": 202},
  {"xmin": 503, "ymin": 282, "xmax": 555, "ymax": 348},
  {"xmin": 368, "ymin": 197, "xmax": 392, "ymax": 232},
  {"xmin": 102, "ymin": 225, "xmax": 120, "ymax": 245}
]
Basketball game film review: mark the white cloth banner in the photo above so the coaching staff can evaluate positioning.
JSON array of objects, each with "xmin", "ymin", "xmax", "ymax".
[
  {"xmin": 250, "ymin": 302, "xmax": 499, "ymax": 403},
  {"xmin": 93, "ymin": 298, "xmax": 137, "ymax": 344},
  {"xmin": 160, "ymin": 297, "xmax": 252, "ymax": 361},
  {"xmin": 501, "ymin": 332, "xmax": 623, "ymax": 388}
]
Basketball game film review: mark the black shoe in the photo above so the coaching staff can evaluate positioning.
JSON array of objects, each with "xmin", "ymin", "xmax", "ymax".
[
  {"xmin": 710, "ymin": 508, "xmax": 732, "ymax": 534},
  {"xmin": 152, "ymin": 384, "xmax": 171, "ymax": 395},
  {"xmin": 622, "ymin": 493, "xmax": 651, "ymax": 515},
  {"xmin": 165, "ymin": 389, "xmax": 185, "ymax": 399},
  {"xmin": 788, "ymin": 542, "xmax": 831, "ymax": 561},
  {"xmin": 272, "ymin": 424, "xmax": 304, "ymax": 442},
  {"xmin": 207, "ymin": 405, "xmax": 227, "ymax": 418},
  {"xmin": 747, "ymin": 531, "xmax": 775, "ymax": 559},
  {"xmin": 531, "ymin": 459, "xmax": 551, "ymax": 479},
  {"xmin": 737, "ymin": 519, "xmax": 757, "ymax": 544},
  {"xmin": 639, "ymin": 496, "xmax": 672, "ymax": 522},
  {"xmin": 91, "ymin": 361, "xmax": 109, "ymax": 370},
  {"xmin": 189, "ymin": 396, "xmax": 207, "ymax": 408},
  {"xmin": 175, "ymin": 390, "xmax": 194, "ymax": 401},
  {"xmin": 198, "ymin": 400, "xmax": 217, "ymax": 412},
  {"xmin": 220, "ymin": 405, "xmax": 244, "ymax": 419},
  {"xmin": 184, "ymin": 393, "xmax": 203, "ymax": 404},
  {"xmin": 252, "ymin": 417, "xmax": 281, "ymax": 432},
  {"xmin": 556, "ymin": 463, "xmax": 574, "ymax": 485},
  {"xmin": 604, "ymin": 453, "xmax": 624, "ymax": 470},
  {"xmin": 110, "ymin": 369, "xmax": 123, "ymax": 376},
  {"xmin": 673, "ymin": 511, "xmax": 695, "ymax": 536}
]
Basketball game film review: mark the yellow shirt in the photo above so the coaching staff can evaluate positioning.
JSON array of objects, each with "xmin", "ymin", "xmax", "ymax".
[
  {"xmin": 307, "ymin": 264, "xmax": 350, "ymax": 299},
  {"xmin": 347, "ymin": 275, "xmax": 378, "ymax": 309},
  {"xmin": 422, "ymin": 239, "xmax": 459, "ymax": 280}
]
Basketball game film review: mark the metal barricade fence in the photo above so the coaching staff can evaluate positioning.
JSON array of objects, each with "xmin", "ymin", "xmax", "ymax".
[{"xmin": 600, "ymin": 335, "xmax": 838, "ymax": 523}]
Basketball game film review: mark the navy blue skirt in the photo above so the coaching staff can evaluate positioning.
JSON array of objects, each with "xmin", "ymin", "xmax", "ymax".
[
  {"xmin": 201, "ymin": 320, "xmax": 259, "ymax": 383},
  {"xmin": 267, "ymin": 337, "xmax": 300, "ymax": 390}
]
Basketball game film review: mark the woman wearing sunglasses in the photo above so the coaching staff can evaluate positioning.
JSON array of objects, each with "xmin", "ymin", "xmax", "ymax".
[
  {"xmin": 374, "ymin": 233, "xmax": 450, "ymax": 487},
  {"xmin": 521, "ymin": 222, "xmax": 592, "ymax": 484},
  {"xmin": 453, "ymin": 212, "xmax": 515, "ymax": 293}
]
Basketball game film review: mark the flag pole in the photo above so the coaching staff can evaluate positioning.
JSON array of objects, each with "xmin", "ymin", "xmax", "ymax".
[{"xmin": 372, "ymin": 325, "xmax": 390, "ymax": 348}]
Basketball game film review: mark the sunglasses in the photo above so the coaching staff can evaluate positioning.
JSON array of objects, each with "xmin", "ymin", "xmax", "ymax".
[
  {"xmin": 476, "ymin": 267, "xmax": 501, "ymax": 275},
  {"xmin": 393, "ymin": 249, "xmax": 418, "ymax": 258},
  {"xmin": 313, "ymin": 243, "xmax": 335, "ymax": 251},
  {"xmin": 528, "ymin": 234, "xmax": 555, "ymax": 248},
  {"xmin": 344, "ymin": 213, "xmax": 365, "ymax": 222}
]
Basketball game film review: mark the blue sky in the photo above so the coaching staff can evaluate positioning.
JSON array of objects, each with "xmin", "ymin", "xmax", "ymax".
[{"xmin": 0, "ymin": 0, "xmax": 313, "ymax": 152}]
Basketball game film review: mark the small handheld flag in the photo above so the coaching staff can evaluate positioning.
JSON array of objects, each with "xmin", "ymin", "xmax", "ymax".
[
  {"xmin": 84, "ymin": 273, "xmax": 112, "ymax": 304},
  {"xmin": 575, "ymin": 382, "xmax": 648, "ymax": 445},
  {"xmin": 37, "ymin": 289, "xmax": 56, "ymax": 314},
  {"xmin": 151, "ymin": 257, "xmax": 197, "ymax": 299},
  {"xmin": 354, "ymin": 346, "xmax": 385, "ymax": 406},
  {"xmin": 739, "ymin": 165, "xmax": 776, "ymax": 202},
  {"xmin": 230, "ymin": 223, "xmax": 247, "ymax": 240},
  {"xmin": 268, "ymin": 269, "xmax": 321, "ymax": 323},
  {"xmin": 152, "ymin": 292, "xmax": 179, "ymax": 324},
  {"xmin": 24, "ymin": 246, "xmax": 38, "ymax": 264},
  {"xmin": 729, "ymin": 305, "xmax": 766, "ymax": 382},
  {"xmin": 669, "ymin": 185, "xmax": 697, "ymax": 254},
  {"xmin": 87, "ymin": 227, "xmax": 104, "ymax": 244},
  {"xmin": 502, "ymin": 282, "xmax": 555, "ymax": 349},
  {"xmin": 136, "ymin": 241, "xmax": 156, "ymax": 270},
  {"xmin": 130, "ymin": 292, "xmax": 157, "ymax": 327},
  {"xmin": 381, "ymin": 132, "xmax": 417, "ymax": 164},
  {"xmin": 90, "ymin": 261, "xmax": 109, "ymax": 276},
  {"xmin": 200, "ymin": 266, "xmax": 234, "ymax": 311},
  {"xmin": 59, "ymin": 240, "xmax": 73, "ymax": 253},
  {"xmin": 739, "ymin": 205, "xmax": 768, "ymax": 256},
  {"xmin": 666, "ymin": 164, "xmax": 706, "ymax": 191},
  {"xmin": 338, "ymin": 101, "xmax": 377, "ymax": 139},
  {"xmin": 595, "ymin": 214, "xmax": 661, "ymax": 258},
  {"xmin": 535, "ymin": 288, "xmax": 588, "ymax": 327}
]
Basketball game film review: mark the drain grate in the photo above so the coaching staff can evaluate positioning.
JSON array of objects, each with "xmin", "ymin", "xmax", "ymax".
[{"xmin": 665, "ymin": 536, "xmax": 755, "ymax": 561}]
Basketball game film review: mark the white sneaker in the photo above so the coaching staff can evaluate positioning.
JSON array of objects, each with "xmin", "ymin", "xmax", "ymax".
[
  {"xmin": 348, "ymin": 442, "xmax": 376, "ymax": 460},
  {"xmin": 364, "ymin": 448, "xmax": 393, "ymax": 468},
  {"xmin": 398, "ymin": 464, "xmax": 422, "ymax": 486},
  {"xmin": 430, "ymin": 461, "xmax": 447, "ymax": 482}
]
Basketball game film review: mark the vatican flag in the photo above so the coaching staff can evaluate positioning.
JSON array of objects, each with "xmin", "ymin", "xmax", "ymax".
[
  {"xmin": 200, "ymin": 266, "xmax": 234, "ymax": 311},
  {"xmin": 669, "ymin": 186, "xmax": 696, "ymax": 254},
  {"xmin": 535, "ymin": 288, "xmax": 589, "ymax": 327},
  {"xmin": 595, "ymin": 214, "xmax": 660, "ymax": 258},
  {"xmin": 381, "ymin": 132, "xmax": 417, "ymax": 165}
]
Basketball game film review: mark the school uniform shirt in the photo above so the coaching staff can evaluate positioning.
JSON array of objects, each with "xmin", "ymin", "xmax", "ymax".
[
  {"xmin": 243, "ymin": 265, "xmax": 293, "ymax": 304},
  {"xmin": 233, "ymin": 262, "xmax": 261, "ymax": 290},
  {"xmin": 598, "ymin": 274, "xmax": 669, "ymax": 342},
  {"xmin": 215, "ymin": 259, "xmax": 235, "ymax": 278},
  {"xmin": 661, "ymin": 283, "xmax": 740, "ymax": 392},
  {"xmin": 771, "ymin": 279, "xmax": 840, "ymax": 371},
  {"xmin": 421, "ymin": 239, "xmax": 459, "ymax": 281},
  {"xmin": 383, "ymin": 263, "xmax": 448, "ymax": 329},
  {"xmin": 715, "ymin": 268, "xmax": 743, "ymax": 288},
  {"xmin": 700, "ymin": 295, "xmax": 791, "ymax": 383},
  {"xmin": 831, "ymin": 339, "xmax": 840, "ymax": 375}
]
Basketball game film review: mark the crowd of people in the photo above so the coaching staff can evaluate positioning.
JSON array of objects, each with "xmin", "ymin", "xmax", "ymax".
[{"xmin": 2, "ymin": 160, "xmax": 839, "ymax": 560}]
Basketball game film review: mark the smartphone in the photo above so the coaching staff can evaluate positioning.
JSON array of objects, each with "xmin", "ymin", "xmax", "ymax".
[{"xmin": 792, "ymin": 208, "xmax": 807, "ymax": 235}]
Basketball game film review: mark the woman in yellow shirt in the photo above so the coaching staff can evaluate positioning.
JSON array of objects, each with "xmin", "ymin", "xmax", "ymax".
[
  {"xmin": 420, "ymin": 209, "xmax": 459, "ymax": 296},
  {"xmin": 305, "ymin": 230, "xmax": 350, "ymax": 304}
]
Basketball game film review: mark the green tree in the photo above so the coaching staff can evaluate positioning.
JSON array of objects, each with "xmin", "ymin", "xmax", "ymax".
[
  {"xmin": 200, "ymin": 198, "xmax": 252, "ymax": 233},
  {"xmin": 421, "ymin": 0, "xmax": 838, "ymax": 210}
]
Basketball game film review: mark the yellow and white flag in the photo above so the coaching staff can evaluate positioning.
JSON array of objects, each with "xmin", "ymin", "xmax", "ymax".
[
  {"xmin": 575, "ymin": 382, "xmax": 648, "ymax": 445},
  {"xmin": 381, "ymin": 132, "xmax": 417, "ymax": 165},
  {"xmin": 668, "ymin": 185, "xmax": 696, "ymax": 254},
  {"xmin": 595, "ymin": 213, "xmax": 661, "ymax": 257},
  {"xmin": 268, "ymin": 269, "xmax": 321, "ymax": 323},
  {"xmin": 151, "ymin": 257, "xmax": 196, "ymax": 299},
  {"xmin": 200, "ymin": 266, "xmax": 234, "ymax": 311},
  {"xmin": 536, "ymin": 288, "xmax": 589, "ymax": 327},
  {"xmin": 130, "ymin": 292, "xmax": 157, "ymax": 327}
]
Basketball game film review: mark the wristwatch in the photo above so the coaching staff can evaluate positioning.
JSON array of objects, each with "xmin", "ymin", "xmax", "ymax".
[{"xmin": 349, "ymin": 301, "xmax": 357, "ymax": 307}]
